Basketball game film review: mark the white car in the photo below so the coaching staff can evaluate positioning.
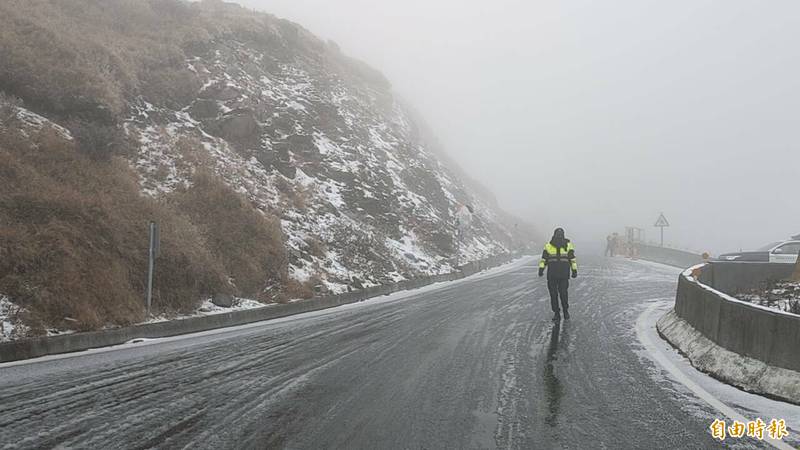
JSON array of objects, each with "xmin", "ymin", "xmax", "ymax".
[
  {"xmin": 717, "ymin": 239, "xmax": 800, "ymax": 264},
  {"xmin": 769, "ymin": 240, "xmax": 800, "ymax": 263}
]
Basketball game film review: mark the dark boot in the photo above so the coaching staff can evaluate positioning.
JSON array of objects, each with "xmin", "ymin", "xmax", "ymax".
[
  {"xmin": 552, "ymin": 312, "xmax": 561, "ymax": 321},
  {"xmin": 563, "ymin": 310, "xmax": 570, "ymax": 320}
]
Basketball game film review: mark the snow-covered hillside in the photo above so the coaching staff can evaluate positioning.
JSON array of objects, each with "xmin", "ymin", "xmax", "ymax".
[
  {"xmin": 0, "ymin": 0, "xmax": 535, "ymax": 336},
  {"xmin": 122, "ymin": 5, "xmax": 528, "ymax": 293}
]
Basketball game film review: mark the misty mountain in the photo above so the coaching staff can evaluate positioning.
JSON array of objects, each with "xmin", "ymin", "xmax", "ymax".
[{"xmin": 0, "ymin": 0, "xmax": 534, "ymax": 333}]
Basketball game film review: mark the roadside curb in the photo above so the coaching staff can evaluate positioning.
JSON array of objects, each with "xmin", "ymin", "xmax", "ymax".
[
  {"xmin": 657, "ymin": 309, "xmax": 800, "ymax": 405},
  {"xmin": 655, "ymin": 261, "xmax": 800, "ymax": 405},
  {"xmin": 0, "ymin": 252, "xmax": 526, "ymax": 363}
]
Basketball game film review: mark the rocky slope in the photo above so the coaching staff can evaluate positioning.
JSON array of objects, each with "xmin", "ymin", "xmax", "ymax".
[
  {"xmin": 0, "ymin": 0, "xmax": 535, "ymax": 334},
  {"xmin": 128, "ymin": 33, "xmax": 518, "ymax": 291}
]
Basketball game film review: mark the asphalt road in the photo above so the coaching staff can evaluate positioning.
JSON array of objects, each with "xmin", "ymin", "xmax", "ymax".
[{"xmin": 0, "ymin": 256, "xmax": 771, "ymax": 449}]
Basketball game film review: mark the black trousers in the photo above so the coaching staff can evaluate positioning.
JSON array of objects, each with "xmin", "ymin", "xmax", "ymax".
[{"xmin": 547, "ymin": 278, "xmax": 569, "ymax": 313}]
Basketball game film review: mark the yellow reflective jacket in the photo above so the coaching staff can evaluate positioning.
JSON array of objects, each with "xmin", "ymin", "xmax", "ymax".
[{"xmin": 539, "ymin": 241, "xmax": 577, "ymax": 279}]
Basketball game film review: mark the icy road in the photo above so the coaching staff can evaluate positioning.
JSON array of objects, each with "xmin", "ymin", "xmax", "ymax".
[{"xmin": 1, "ymin": 257, "xmax": 797, "ymax": 449}]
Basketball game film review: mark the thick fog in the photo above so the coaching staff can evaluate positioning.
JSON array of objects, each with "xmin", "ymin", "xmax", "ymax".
[{"xmin": 234, "ymin": 0, "xmax": 800, "ymax": 254}]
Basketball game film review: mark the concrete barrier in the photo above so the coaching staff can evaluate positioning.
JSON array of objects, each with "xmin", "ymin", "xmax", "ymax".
[
  {"xmin": 695, "ymin": 261, "xmax": 795, "ymax": 295},
  {"xmin": 658, "ymin": 261, "xmax": 800, "ymax": 404},
  {"xmin": 0, "ymin": 252, "xmax": 525, "ymax": 363},
  {"xmin": 674, "ymin": 262, "xmax": 800, "ymax": 372},
  {"xmin": 637, "ymin": 244, "xmax": 705, "ymax": 269}
]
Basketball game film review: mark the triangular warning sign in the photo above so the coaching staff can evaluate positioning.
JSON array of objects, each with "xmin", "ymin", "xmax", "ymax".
[{"xmin": 654, "ymin": 213, "xmax": 670, "ymax": 228}]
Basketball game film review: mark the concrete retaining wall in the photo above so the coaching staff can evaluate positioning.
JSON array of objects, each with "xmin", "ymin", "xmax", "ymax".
[
  {"xmin": 0, "ymin": 252, "xmax": 523, "ymax": 363},
  {"xmin": 657, "ymin": 310, "xmax": 800, "ymax": 405},
  {"xmin": 659, "ymin": 261, "xmax": 800, "ymax": 403},
  {"xmin": 696, "ymin": 262, "xmax": 795, "ymax": 295},
  {"xmin": 673, "ymin": 262, "xmax": 800, "ymax": 372},
  {"xmin": 637, "ymin": 244, "xmax": 705, "ymax": 269}
]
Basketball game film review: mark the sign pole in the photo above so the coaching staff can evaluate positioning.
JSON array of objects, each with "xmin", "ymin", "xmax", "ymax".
[
  {"xmin": 654, "ymin": 213, "xmax": 670, "ymax": 248},
  {"xmin": 455, "ymin": 218, "xmax": 461, "ymax": 268},
  {"xmin": 146, "ymin": 221, "xmax": 159, "ymax": 317},
  {"xmin": 454, "ymin": 204, "xmax": 473, "ymax": 269},
  {"xmin": 457, "ymin": 227, "xmax": 461, "ymax": 267}
]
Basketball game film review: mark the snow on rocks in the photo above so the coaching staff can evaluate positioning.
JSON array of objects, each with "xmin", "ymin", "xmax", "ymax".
[
  {"xmin": 122, "ymin": 36, "xmax": 515, "ymax": 293},
  {"xmin": 198, "ymin": 298, "xmax": 266, "ymax": 314},
  {"xmin": 0, "ymin": 100, "xmax": 73, "ymax": 141},
  {"xmin": 0, "ymin": 296, "xmax": 29, "ymax": 342},
  {"xmin": 145, "ymin": 298, "xmax": 270, "ymax": 324}
]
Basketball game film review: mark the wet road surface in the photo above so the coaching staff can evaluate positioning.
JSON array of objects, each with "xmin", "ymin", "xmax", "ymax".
[{"xmin": 0, "ymin": 257, "xmax": 768, "ymax": 448}]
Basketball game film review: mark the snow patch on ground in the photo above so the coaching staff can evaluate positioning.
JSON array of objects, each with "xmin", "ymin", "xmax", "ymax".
[
  {"xmin": 683, "ymin": 266, "xmax": 800, "ymax": 317},
  {"xmin": 145, "ymin": 298, "xmax": 270, "ymax": 324},
  {"xmin": 638, "ymin": 302, "xmax": 800, "ymax": 449},
  {"xmin": 737, "ymin": 280, "xmax": 800, "ymax": 315},
  {"xmin": 12, "ymin": 106, "xmax": 74, "ymax": 140},
  {"xmin": 0, "ymin": 296, "xmax": 29, "ymax": 342}
]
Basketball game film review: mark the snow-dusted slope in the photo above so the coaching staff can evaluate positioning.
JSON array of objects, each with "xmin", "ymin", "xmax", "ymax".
[{"xmin": 123, "ymin": 12, "xmax": 525, "ymax": 293}]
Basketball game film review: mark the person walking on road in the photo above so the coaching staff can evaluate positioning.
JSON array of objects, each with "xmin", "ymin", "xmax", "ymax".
[
  {"xmin": 539, "ymin": 228, "xmax": 578, "ymax": 321},
  {"xmin": 605, "ymin": 234, "xmax": 614, "ymax": 257}
]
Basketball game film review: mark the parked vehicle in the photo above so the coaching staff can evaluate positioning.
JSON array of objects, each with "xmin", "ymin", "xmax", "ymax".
[{"xmin": 717, "ymin": 239, "xmax": 800, "ymax": 263}]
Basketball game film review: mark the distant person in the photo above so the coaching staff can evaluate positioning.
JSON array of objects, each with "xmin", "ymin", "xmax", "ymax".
[
  {"xmin": 605, "ymin": 235, "xmax": 614, "ymax": 257},
  {"xmin": 539, "ymin": 228, "xmax": 578, "ymax": 321}
]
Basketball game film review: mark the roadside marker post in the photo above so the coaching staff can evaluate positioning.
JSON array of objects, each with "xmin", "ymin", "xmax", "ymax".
[
  {"xmin": 454, "ymin": 204, "xmax": 474, "ymax": 268},
  {"xmin": 146, "ymin": 221, "xmax": 159, "ymax": 317},
  {"xmin": 654, "ymin": 213, "xmax": 670, "ymax": 247}
]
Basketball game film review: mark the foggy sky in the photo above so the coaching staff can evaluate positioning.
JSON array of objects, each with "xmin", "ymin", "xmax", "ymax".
[{"xmin": 234, "ymin": 0, "xmax": 800, "ymax": 254}]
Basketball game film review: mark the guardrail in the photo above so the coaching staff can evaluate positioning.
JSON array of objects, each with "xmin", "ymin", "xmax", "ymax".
[
  {"xmin": 0, "ymin": 252, "xmax": 526, "ymax": 363},
  {"xmin": 637, "ymin": 243, "xmax": 705, "ymax": 269},
  {"xmin": 657, "ymin": 261, "xmax": 800, "ymax": 403},
  {"xmin": 673, "ymin": 262, "xmax": 799, "ymax": 372}
]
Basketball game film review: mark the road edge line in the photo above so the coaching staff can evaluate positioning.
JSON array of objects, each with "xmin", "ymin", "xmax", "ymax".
[{"xmin": 635, "ymin": 302, "xmax": 794, "ymax": 450}]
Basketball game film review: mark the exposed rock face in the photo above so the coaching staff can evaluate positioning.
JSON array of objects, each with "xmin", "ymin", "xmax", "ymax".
[
  {"xmin": 0, "ymin": 0, "xmax": 534, "ymax": 297},
  {"xmin": 209, "ymin": 110, "xmax": 261, "ymax": 151},
  {"xmin": 123, "ymin": 2, "xmax": 535, "ymax": 293},
  {"xmin": 211, "ymin": 293, "xmax": 235, "ymax": 308}
]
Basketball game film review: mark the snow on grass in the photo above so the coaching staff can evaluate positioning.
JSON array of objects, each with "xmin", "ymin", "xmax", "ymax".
[
  {"xmin": 119, "ymin": 40, "xmax": 517, "ymax": 295},
  {"xmin": 286, "ymin": 100, "xmax": 307, "ymax": 112},
  {"xmin": 737, "ymin": 280, "xmax": 800, "ymax": 315},
  {"xmin": 145, "ymin": 298, "xmax": 270, "ymax": 324},
  {"xmin": 12, "ymin": 107, "xmax": 73, "ymax": 140},
  {"xmin": 0, "ymin": 296, "xmax": 29, "ymax": 342},
  {"xmin": 314, "ymin": 134, "xmax": 339, "ymax": 156},
  {"xmin": 290, "ymin": 264, "xmax": 313, "ymax": 283},
  {"xmin": 385, "ymin": 232, "xmax": 437, "ymax": 272},
  {"xmin": 683, "ymin": 267, "xmax": 800, "ymax": 317},
  {"xmin": 197, "ymin": 298, "xmax": 266, "ymax": 313}
]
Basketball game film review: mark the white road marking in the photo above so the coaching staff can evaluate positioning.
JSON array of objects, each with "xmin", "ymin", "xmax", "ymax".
[{"xmin": 636, "ymin": 301, "xmax": 795, "ymax": 450}]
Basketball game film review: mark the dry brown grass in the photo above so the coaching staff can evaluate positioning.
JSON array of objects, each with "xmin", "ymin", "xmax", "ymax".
[
  {"xmin": 274, "ymin": 176, "xmax": 310, "ymax": 211},
  {"xmin": 170, "ymin": 171, "xmax": 288, "ymax": 300},
  {"xmin": 0, "ymin": 0, "xmax": 198, "ymax": 121},
  {"xmin": 282, "ymin": 279, "xmax": 315, "ymax": 302},
  {"xmin": 0, "ymin": 0, "xmax": 330, "ymax": 124},
  {"xmin": 0, "ymin": 126, "xmax": 232, "ymax": 331},
  {"xmin": 0, "ymin": 0, "xmax": 352, "ymax": 330},
  {"xmin": 0, "ymin": 121, "xmax": 292, "ymax": 332},
  {"xmin": 304, "ymin": 236, "xmax": 327, "ymax": 259}
]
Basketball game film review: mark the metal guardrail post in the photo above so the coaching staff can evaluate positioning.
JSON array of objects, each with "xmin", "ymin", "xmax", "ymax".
[{"xmin": 146, "ymin": 221, "xmax": 159, "ymax": 317}]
